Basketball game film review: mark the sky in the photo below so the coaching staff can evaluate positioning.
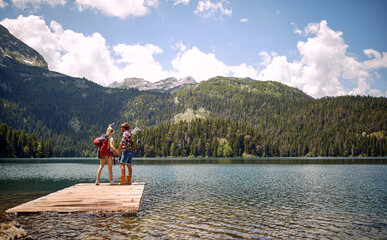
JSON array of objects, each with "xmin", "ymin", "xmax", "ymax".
[{"xmin": 0, "ymin": 0, "xmax": 386, "ymax": 98}]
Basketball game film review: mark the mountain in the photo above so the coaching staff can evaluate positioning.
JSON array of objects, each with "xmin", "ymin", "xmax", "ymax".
[
  {"xmin": 0, "ymin": 25, "xmax": 142, "ymax": 156},
  {"xmin": 0, "ymin": 25, "xmax": 385, "ymax": 158},
  {"xmin": 108, "ymin": 76, "xmax": 197, "ymax": 93},
  {"xmin": 110, "ymin": 77, "xmax": 154, "ymax": 90},
  {"xmin": 177, "ymin": 76, "xmax": 311, "ymax": 99},
  {"xmin": 0, "ymin": 25, "xmax": 48, "ymax": 69}
]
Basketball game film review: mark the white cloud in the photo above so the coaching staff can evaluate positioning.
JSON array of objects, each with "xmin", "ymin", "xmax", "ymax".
[
  {"xmin": 173, "ymin": 42, "xmax": 187, "ymax": 52},
  {"xmin": 75, "ymin": 0, "xmax": 159, "ymax": 19},
  {"xmin": 363, "ymin": 49, "xmax": 387, "ymax": 69},
  {"xmin": 195, "ymin": 0, "xmax": 232, "ymax": 20},
  {"xmin": 368, "ymin": 89, "xmax": 383, "ymax": 97},
  {"xmin": 0, "ymin": 15, "xmax": 257, "ymax": 85},
  {"xmin": 0, "ymin": 0, "xmax": 8, "ymax": 8},
  {"xmin": 113, "ymin": 43, "xmax": 169, "ymax": 82},
  {"xmin": 10, "ymin": 0, "xmax": 66, "ymax": 9},
  {"xmin": 259, "ymin": 20, "xmax": 387, "ymax": 98},
  {"xmin": 1, "ymin": 15, "xmax": 117, "ymax": 85},
  {"xmin": 259, "ymin": 51, "xmax": 272, "ymax": 66},
  {"xmin": 2, "ymin": 16, "xmax": 385, "ymax": 97},
  {"xmin": 171, "ymin": 46, "xmax": 257, "ymax": 81},
  {"xmin": 240, "ymin": 18, "xmax": 248, "ymax": 23},
  {"xmin": 171, "ymin": 46, "xmax": 228, "ymax": 81},
  {"xmin": 290, "ymin": 22, "xmax": 302, "ymax": 35},
  {"xmin": 172, "ymin": 0, "xmax": 189, "ymax": 6}
]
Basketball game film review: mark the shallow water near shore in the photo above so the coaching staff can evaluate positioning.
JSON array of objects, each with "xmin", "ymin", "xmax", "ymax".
[{"xmin": 1, "ymin": 158, "xmax": 386, "ymax": 239}]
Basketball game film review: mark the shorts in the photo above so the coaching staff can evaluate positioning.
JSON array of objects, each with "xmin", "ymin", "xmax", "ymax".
[
  {"xmin": 120, "ymin": 150, "xmax": 134, "ymax": 164},
  {"xmin": 107, "ymin": 151, "xmax": 114, "ymax": 157}
]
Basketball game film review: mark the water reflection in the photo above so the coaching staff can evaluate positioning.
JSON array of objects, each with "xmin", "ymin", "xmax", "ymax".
[{"xmin": 0, "ymin": 161, "xmax": 386, "ymax": 238}]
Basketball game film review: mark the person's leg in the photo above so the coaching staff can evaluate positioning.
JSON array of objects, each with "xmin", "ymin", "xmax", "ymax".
[
  {"xmin": 118, "ymin": 151, "xmax": 128, "ymax": 185},
  {"xmin": 127, "ymin": 164, "xmax": 132, "ymax": 185},
  {"xmin": 126, "ymin": 151, "xmax": 133, "ymax": 185},
  {"xmin": 96, "ymin": 157, "xmax": 106, "ymax": 185},
  {"xmin": 107, "ymin": 156, "xmax": 115, "ymax": 184},
  {"xmin": 118, "ymin": 163, "xmax": 126, "ymax": 184}
]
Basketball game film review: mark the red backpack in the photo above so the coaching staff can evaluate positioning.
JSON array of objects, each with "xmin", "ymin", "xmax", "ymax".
[{"xmin": 93, "ymin": 134, "xmax": 110, "ymax": 159}]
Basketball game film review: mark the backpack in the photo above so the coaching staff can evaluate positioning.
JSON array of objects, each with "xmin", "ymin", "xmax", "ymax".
[{"xmin": 93, "ymin": 134, "xmax": 110, "ymax": 159}]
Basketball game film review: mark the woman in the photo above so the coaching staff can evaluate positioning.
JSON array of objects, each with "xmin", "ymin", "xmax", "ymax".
[{"xmin": 95, "ymin": 124, "xmax": 120, "ymax": 185}]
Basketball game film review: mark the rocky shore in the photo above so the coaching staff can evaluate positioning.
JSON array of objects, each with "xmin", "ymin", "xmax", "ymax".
[{"xmin": 0, "ymin": 221, "xmax": 32, "ymax": 240}]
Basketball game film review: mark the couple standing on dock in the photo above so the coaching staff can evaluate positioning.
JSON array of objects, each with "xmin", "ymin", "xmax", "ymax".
[{"xmin": 95, "ymin": 122, "xmax": 135, "ymax": 185}]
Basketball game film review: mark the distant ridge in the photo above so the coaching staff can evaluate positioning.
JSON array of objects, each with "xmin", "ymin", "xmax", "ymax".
[
  {"xmin": 108, "ymin": 76, "xmax": 197, "ymax": 93},
  {"xmin": 178, "ymin": 76, "xmax": 312, "ymax": 99},
  {"xmin": 0, "ymin": 24, "xmax": 385, "ymax": 158}
]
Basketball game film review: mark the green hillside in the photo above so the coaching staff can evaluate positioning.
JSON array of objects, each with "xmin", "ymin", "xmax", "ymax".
[
  {"xmin": 0, "ymin": 25, "xmax": 386, "ymax": 157},
  {"xmin": 177, "ymin": 76, "xmax": 311, "ymax": 99}
]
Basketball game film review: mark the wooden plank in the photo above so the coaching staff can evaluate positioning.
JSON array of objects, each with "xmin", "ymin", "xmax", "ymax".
[{"xmin": 5, "ymin": 182, "xmax": 146, "ymax": 215}]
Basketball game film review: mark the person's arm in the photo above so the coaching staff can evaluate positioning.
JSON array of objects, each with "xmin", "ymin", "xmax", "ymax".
[
  {"xmin": 117, "ymin": 132, "xmax": 126, "ymax": 151},
  {"xmin": 117, "ymin": 144, "xmax": 123, "ymax": 151},
  {"xmin": 110, "ymin": 140, "xmax": 119, "ymax": 155}
]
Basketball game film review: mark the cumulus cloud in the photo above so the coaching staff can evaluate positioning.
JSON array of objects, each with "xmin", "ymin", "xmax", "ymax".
[
  {"xmin": 0, "ymin": 15, "xmax": 257, "ymax": 85},
  {"xmin": 7, "ymin": 0, "xmax": 158, "ymax": 19},
  {"xmin": 290, "ymin": 22, "xmax": 302, "ymax": 35},
  {"xmin": 2, "ymin": 16, "xmax": 385, "ymax": 97},
  {"xmin": 259, "ymin": 20, "xmax": 387, "ymax": 98},
  {"xmin": 172, "ymin": 0, "xmax": 189, "ymax": 6},
  {"xmin": 172, "ymin": 46, "xmax": 228, "ymax": 81},
  {"xmin": 195, "ymin": 0, "xmax": 232, "ymax": 20},
  {"xmin": 171, "ymin": 44, "xmax": 258, "ymax": 81},
  {"xmin": 240, "ymin": 18, "xmax": 248, "ymax": 23},
  {"xmin": 9, "ymin": 0, "xmax": 66, "ymax": 9},
  {"xmin": 113, "ymin": 43, "xmax": 170, "ymax": 82},
  {"xmin": 1, "ymin": 15, "xmax": 117, "ymax": 85},
  {"xmin": 363, "ymin": 49, "xmax": 387, "ymax": 69},
  {"xmin": 75, "ymin": 0, "xmax": 159, "ymax": 19},
  {"xmin": 0, "ymin": 0, "xmax": 8, "ymax": 8}
]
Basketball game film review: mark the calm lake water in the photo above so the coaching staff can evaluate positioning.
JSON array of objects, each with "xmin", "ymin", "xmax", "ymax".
[{"xmin": 0, "ymin": 158, "xmax": 386, "ymax": 239}]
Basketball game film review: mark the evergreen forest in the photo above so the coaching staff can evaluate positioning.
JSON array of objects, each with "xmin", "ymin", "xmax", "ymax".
[
  {"xmin": 0, "ymin": 123, "xmax": 53, "ymax": 158},
  {"xmin": 0, "ymin": 33, "xmax": 386, "ymax": 158}
]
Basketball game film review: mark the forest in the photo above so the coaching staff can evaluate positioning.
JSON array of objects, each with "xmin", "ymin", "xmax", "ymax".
[
  {"xmin": 0, "ymin": 59, "xmax": 386, "ymax": 158},
  {"xmin": 136, "ymin": 117, "xmax": 386, "ymax": 158},
  {"xmin": 1, "ymin": 22, "xmax": 386, "ymax": 158},
  {"xmin": 0, "ymin": 123, "xmax": 53, "ymax": 158}
]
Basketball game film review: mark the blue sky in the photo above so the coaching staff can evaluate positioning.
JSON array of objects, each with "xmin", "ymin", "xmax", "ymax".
[{"xmin": 0, "ymin": 0, "xmax": 386, "ymax": 98}]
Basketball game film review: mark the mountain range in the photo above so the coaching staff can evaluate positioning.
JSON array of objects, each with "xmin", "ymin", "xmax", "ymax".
[
  {"xmin": 108, "ymin": 76, "xmax": 196, "ymax": 93},
  {"xmin": 0, "ymin": 24, "xmax": 385, "ymax": 158}
]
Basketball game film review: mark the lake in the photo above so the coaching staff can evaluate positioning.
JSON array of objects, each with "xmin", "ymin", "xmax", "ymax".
[{"xmin": 0, "ymin": 158, "xmax": 386, "ymax": 239}]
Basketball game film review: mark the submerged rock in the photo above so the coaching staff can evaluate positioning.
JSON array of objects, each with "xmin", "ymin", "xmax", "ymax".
[{"xmin": 0, "ymin": 221, "xmax": 32, "ymax": 240}]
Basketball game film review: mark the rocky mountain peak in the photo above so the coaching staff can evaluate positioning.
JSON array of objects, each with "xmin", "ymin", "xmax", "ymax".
[
  {"xmin": 109, "ymin": 76, "xmax": 197, "ymax": 92},
  {"xmin": 179, "ymin": 76, "xmax": 196, "ymax": 85},
  {"xmin": 0, "ymin": 24, "xmax": 48, "ymax": 69}
]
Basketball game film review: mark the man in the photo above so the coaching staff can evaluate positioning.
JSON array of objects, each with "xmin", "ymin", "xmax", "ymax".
[{"xmin": 117, "ymin": 122, "xmax": 135, "ymax": 185}]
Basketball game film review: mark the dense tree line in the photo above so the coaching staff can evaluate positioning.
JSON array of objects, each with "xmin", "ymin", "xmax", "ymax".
[
  {"xmin": 1, "ymin": 60, "xmax": 386, "ymax": 158},
  {"xmin": 2, "ymin": 24, "xmax": 386, "ymax": 158},
  {"xmin": 0, "ymin": 123, "xmax": 53, "ymax": 158},
  {"xmin": 136, "ymin": 118, "xmax": 386, "ymax": 157},
  {"xmin": 138, "ymin": 118, "xmax": 259, "ymax": 157}
]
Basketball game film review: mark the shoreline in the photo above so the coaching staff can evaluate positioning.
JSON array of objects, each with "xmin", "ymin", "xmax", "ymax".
[{"xmin": 0, "ymin": 156, "xmax": 386, "ymax": 164}]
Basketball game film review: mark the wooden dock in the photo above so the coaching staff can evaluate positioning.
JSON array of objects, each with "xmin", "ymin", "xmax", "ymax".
[{"xmin": 5, "ymin": 182, "xmax": 146, "ymax": 215}]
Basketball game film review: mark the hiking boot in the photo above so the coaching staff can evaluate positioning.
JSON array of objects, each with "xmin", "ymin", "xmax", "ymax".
[
  {"xmin": 127, "ymin": 176, "xmax": 132, "ymax": 185},
  {"xmin": 117, "ymin": 176, "xmax": 127, "ymax": 185}
]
